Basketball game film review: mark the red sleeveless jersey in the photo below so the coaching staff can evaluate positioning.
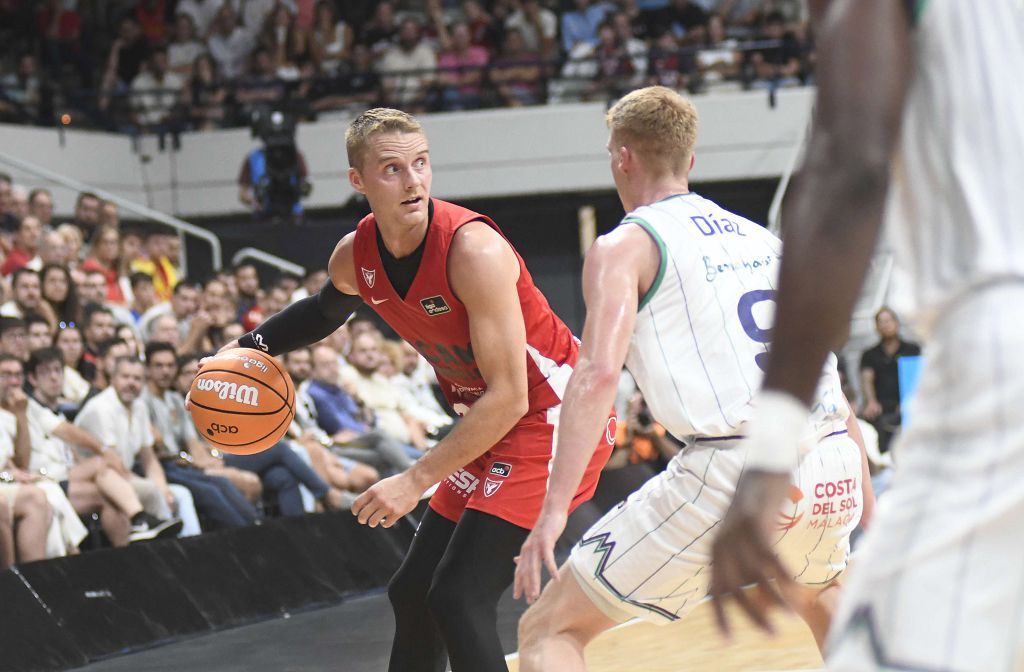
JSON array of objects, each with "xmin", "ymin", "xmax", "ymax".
[{"xmin": 352, "ymin": 198, "xmax": 578, "ymax": 416}]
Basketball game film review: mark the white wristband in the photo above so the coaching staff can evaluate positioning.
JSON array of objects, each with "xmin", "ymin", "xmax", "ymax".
[{"xmin": 744, "ymin": 390, "xmax": 810, "ymax": 473}]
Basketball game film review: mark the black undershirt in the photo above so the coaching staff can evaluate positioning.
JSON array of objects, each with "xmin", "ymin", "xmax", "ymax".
[{"xmin": 377, "ymin": 199, "xmax": 432, "ymax": 300}]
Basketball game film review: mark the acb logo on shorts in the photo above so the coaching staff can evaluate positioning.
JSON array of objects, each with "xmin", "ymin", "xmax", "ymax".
[{"xmin": 488, "ymin": 462, "xmax": 512, "ymax": 478}]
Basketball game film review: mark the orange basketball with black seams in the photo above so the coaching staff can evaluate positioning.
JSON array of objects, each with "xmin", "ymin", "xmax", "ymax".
[{"xmin": 188, "ymin": 348, "xmax": 294, "ymax": 455}]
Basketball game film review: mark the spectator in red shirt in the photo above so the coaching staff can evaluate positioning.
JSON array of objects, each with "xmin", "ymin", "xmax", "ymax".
[
  {"xmin": 36, "ymin": 0, "xmax": 89, "ymax": 84},
  {"xmin": 79, "ymin": 226, "xmax": 126, "ymax": 305},
  {"xmin": 136, "ymin": 0, "xmax": 170, "ymax": 44},
  {"xmin": 0, "ymin": 215, "xmax": 42, "ymax": 277}
]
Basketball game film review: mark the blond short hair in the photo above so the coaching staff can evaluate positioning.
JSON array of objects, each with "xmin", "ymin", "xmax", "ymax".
[
  {"xmin": 606, "ymin": 86, "xmax": 699, "ymax": 175},
  {"xmin": 345, "ymin": 108, "xmax": 424, "ymax": 169}
]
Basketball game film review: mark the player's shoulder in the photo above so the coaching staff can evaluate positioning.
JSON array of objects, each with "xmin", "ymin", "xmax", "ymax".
[
  {"xmin": 450, "ymin": 220, "xmax": 514, "ymax": 267},
  {"xmin": 328, "ymin": 232, "xmax": 360, "ymax": 294}
]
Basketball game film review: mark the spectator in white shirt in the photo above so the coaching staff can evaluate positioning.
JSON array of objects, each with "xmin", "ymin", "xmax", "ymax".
[
  {"xmin": 506, "ymin": 0, "xmax": 558, "ymax": 57},
  {"xmin": 207, "ymin": 4, "xmax": 254, "ymax": 80},
  {"xmin": 75, "ymin": 357, "xmax": 197, "ymax": 531},
  {"xmin": 132, "ymin": 47, "xmax": 184, "ymax": 130},
  {"xmin": 378, "ymin": 19, "xmax": 438, "ymax": 112},
  {"xmin": 168, "ymin": 13, "xmax": 208, "ymax": 77}
]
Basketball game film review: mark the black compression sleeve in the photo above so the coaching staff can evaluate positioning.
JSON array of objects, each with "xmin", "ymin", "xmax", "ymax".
[{"xmin": 237, "ymin": 281, "xmax": 362, "ymax": 356}]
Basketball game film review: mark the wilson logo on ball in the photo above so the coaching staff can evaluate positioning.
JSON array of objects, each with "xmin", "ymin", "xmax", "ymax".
[{"xmin": 194, "ymin": 379, "xmax": 260, "ymax": 407}]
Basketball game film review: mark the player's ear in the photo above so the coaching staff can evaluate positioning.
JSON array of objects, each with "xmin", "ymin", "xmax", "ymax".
[
  {"xmin": 348, "ymin": 167, "xmax": 365, "ymax": 194},
  {"xmin": 617, "ymin": 145, "xmax": 631, "ymax": 173}
]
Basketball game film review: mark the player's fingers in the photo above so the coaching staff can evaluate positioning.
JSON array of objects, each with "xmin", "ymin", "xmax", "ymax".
[
  {"xmin": 356, "ymin": 499, "xmax": 378, "ymax": 525},
  {"xmin": 351, "ymin": 491, "xmax": 369, "ymax": 517},
  {"xmin": 731, "ymin": 583, "xmax": 775, "ymax": 635},
  {"xmin": 711, "ymin": 590, "xmax": 732, "ymax": 641},
  {"xmin": 543, "ymin": 545, "xmax": 560, "ymax": 584},
  {"xmin": 367, "ymin": 506, "xmax": 390, "ymax": 528}
]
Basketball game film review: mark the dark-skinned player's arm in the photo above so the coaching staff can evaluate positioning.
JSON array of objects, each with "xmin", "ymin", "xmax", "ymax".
[
  {"xmin": 351, "ymin": 221, "xmax": 533, "ymax": 528},
  {"xmin": 709, "ymin": 0, "xmax": 913, "ymax": 639},
  {"xmin": 513, "ymin": 224, "xmax": 655, "ymax": 604}
]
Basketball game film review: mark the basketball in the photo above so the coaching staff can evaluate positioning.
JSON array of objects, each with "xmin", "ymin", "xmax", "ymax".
[{"xmin": 188, "ymin": 348, "xmax": 295, "ymax": 455}]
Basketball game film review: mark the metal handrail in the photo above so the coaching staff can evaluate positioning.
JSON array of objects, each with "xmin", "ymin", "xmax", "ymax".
[
  {"xmin": 231, "ymin": 247, "xmax": 305, "ymax": 278},
  {"xmin": 0, "ymin": 151, "xmax": 222, "ymax": 274},
  {"xmin": 767, "ymin": 116, "xmax": 810, "ymax": 236}
]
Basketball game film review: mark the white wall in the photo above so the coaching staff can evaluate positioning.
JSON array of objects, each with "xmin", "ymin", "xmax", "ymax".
[{"xmin": 0, "ymin": 87, "xmax": 813, "ymax": 219}]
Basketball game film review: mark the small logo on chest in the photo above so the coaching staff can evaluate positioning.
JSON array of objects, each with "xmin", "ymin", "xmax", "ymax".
[
  {"xmin": 361, "ymin": 267, "xmax": 376, "ymax": 288},
  {"xmin": 420, "ymin": 295, "xmax": 451, "ymax": 316}
]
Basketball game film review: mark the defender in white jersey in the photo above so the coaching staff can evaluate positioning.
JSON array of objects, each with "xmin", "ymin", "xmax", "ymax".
[
  {"xmin": 710, "ymin": 1, "xmax": 1024, "ymax": 671},
  {"xmin": 512, "ymin": 87, "xmax": 873, "ymax": 671}
]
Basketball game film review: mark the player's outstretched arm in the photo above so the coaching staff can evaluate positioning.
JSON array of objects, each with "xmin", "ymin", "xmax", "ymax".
[
  {"xmin": 514, "ymin": 224, "xmax": 655, "ymax": 604},
  {"xmin": 230, "ymin": 233, "xmax": 364, "ymax": 357},
  {"xmin": 352, "ymin": 222, "xmax": 531, "ymax": 528},
  {"xmin": 710, "ymin": 0, "xmax": 913, "ymax": 639}
]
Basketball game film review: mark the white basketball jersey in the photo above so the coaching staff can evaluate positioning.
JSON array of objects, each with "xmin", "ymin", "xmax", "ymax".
[
  {"xmin": 885, "ymin": 0, "xmax": 1024, "ymax": 337},
  {"xmin": 623, "ymin": 193, "xmax": 847, "ymax": 441}
]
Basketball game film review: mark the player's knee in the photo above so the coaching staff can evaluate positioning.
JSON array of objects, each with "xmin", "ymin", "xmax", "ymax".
[
  {"xmin": 387, "ymin": 564, "xmax": 430, "ymax": 612},
  {"xmin": 425, "ymin": 567, "xmax": 476, "ymax": 627}
]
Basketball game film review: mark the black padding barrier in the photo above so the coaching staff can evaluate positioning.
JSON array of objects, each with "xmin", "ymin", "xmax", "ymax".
[{"xmin": 0, "ymin": 510, "xmax": 413, "ymax": 672}]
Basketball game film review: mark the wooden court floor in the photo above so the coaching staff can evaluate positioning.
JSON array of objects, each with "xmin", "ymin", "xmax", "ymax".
[{"xmin": 507, "ymin": 597, "xmax": 824, "ymax": 672}]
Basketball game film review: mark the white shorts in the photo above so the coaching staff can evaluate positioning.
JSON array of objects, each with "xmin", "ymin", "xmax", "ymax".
[
  {"xmin": 828, "ymin": 283, "xmax": 1024, "ymax": 672},
  {"xmin": 569, "ymin": 431, "xmax": 863, "ymax": 624}
]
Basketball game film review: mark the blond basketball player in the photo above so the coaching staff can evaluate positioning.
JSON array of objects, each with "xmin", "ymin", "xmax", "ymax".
[
  {"xmin": 513, "ymin": 86, "xmax": 874, "ymax": 671},
  {"xmin": 710, "ymin": 1, "xmax": 1024, "ymax": 670}
]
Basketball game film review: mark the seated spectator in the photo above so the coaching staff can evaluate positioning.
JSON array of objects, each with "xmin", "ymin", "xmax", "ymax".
[
  {"xmin": 80, "ymin": 226, "xmax": 127, "ymax": 305},
  {"xmin": 56, "ymin": 224, "xmax": 84, "ymax": 268},
  {"xmin": 78, "ymin": 305, "xmax": 118, "ymax": 384},
  {"xmin": 462, "ymin": 0, "xmax": 502, "ymax": 53},
  {"xmin": 182, "ymin": 53, "xmax": 228, "ymax": 131},
  {"xmin": 38, "ymin": 231, "xmax": 68, "ymax": 269},
  {"xmin": 102, "ymin": 16, "xmax": 151, "ymax": 93},
  {"xmin": 611, "ymin": 11, "xmax": 649, "ymax": 84},
  {"xmin": 308, "ymin": 0, "xmax": 354, "ymax": 74},
  {"xmin": 696, "ymin": 13, "xmax": 741, "ymax": 85},
  {"xmin": 140, "ymin": 279, "xmax": 208, "ymax": 353},
  {"xmin": 207, "ymin": 4, "xmax": 255, "ymax": 80},
  {"xmin": 258, "ymin": 4, "xmax": 307, "ymax": 81},
  {"xmin": 240, "ymin": 284, "xmax": 289, "ymax": 332},
  {"xmin": 655, "ymin": 0, "xmax": 710, "ymax": 44},
  {"xmin": 860, "ymin": 307, "xmax": 921, "ymax": 454},
  {"xmin": 234, "ymin": 48, "xmax": 287, "ymax": 121},
  {"xmin": 20, "ymin": 348, "xmax": 178, "ymax": 545},
  {"xmin": 436, "ymin": 21, "xmax": 489, "ymax": 111},
  {"xmin": 232, "ymin": 263, "xmax": 261, "ymax": 321},
  {"xmin": 83, "ymin": 337, "xmax": 133, "ymax": 403},
  {"xmin": 561, "ymin": 0, "xmax": 610, "ymax": 54},
  {"xmin": 131, "ymin": 230, "xmax": 179, "ymax": 304},
  {"xmin": 25, "ymin": 314, "xmax": 52, "ymax": 354},
  {"xmin": 747, "ymin": 11, "xmax": 803, "ymax": 86},
  {"xmin": 27, "ymin": 189, "xmax": 53, "ymax": 229},
  {"xmin": 646, "ymin": 31, "xmax": 690, "ymax": 90},
  {"xmin": 344, "ymin": 333, "xmax": 428, "ymax": 451},
  {"xmin": 119, "ymin": 229, "xmax": 145, "ymax": 279},
  {"xmin": 310, "ymin": 43, "xmax": 380, "ymax": 115},
  {"xmin": 146, "ymin": 313, "xmax": 181, "ymax": 350},
  {"xmin": 378, "ymin": 18, "xmax": 438, "ymax": 113},
  {"xmin": 175, "ymin": 351, "xmax": 348, "ymax": 514},
  {"xmin": 283, "ymin": 347, "xmax": 380, "ymax": 494},
  {"xmin": 391, "ymin": 341, "xmax": 454, "ymax": 438},
  {"xmin": 169, "ymin": 13, "xmax": 208, "ymax": 77},
  {"xmin": 71, "ymin": 191, "xmax": 101, "ymax": 244},
  {"xmin": 587, "ymin": 22, "xmax": 639, "ymax": 99},
  {"xmin": 74, "ymin": 357, "xmax": 195, "ymax": 532},
  {"xmin": 360, "ymin": 0, "xmax": 399, "ymax": 56},
  {"xmin": 142, "ymin": 342, "xmax": 260, "ymax": 528},
  {"xmin": 128, "ymin": 272, "xmax": 159, "ymax": 325},
  {"xmin": 0, "ymin": 318, "xmax": 28, "ymax": 362},
  {"xmin": 2, "ymin": 269, "xmax": 55, "ymax": 329},
  {"xmin": 99, "ymin": 200, "xmax": 119, "ymax": 229},
  {"xmin": 0, "ymin": 52, "xmax": 43, "ymax": 125},
  {"xmin": 505, "ymin": 0, "xmax": 558, "ymax": 58},
  {"xmin": 116, "ymin": 324, "xmax": 141, "ymax": 360},
  {"xmin": 306, "ymin": 344, "xmax": 416, "ymax": 474},
  {"xmin": 489, "ymin": 28, "xmax": 544, "ymax": 107},
  {"xmin": 131, "ymin": 47, "xmax": 185, "ymax": 133},
  {"xmin": 54, "ymin": 325, "xmax": 90, "ymax": 405},
  {"xmin": 176, "ymin": 0, "xmax": 225, "ymax": 39}
]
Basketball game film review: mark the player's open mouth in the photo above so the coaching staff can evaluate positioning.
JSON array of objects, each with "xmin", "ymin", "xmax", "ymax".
[{"xmin": 402, "ymin": 196, "xmax": 422, "ymax": 206}]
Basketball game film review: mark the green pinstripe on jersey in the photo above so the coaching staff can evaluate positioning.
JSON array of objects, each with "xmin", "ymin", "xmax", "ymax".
[{"xmin": 621, "ymin": 215, "xmax": 666, "ymax": 312}]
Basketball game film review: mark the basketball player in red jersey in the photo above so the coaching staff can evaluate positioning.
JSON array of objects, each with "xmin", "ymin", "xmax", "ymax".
[{"xmin": 206, "ymin": 108, "xmax": 615, "ymax": 671}]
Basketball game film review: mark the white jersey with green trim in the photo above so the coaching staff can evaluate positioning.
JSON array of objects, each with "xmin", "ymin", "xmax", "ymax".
[
  {"xmin": 885, "ymin": 0, "xmax": 1024, "ymax": 337},
  {"xmin": 622, "ymin": 192, "xmax": 846, "ymax": 441}
]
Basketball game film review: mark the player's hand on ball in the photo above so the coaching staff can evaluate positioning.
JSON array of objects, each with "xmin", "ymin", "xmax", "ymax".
[
  {"xmin": 513, "ymin": 508, "xmax": 567, "ymax": 604},
  {"xmin": 352, "ymin": 473, "xmax": 421, "ymax": 529},
  {"xmin": 709, "ymin": 470, "xmax": 794, "ymax": 639}
]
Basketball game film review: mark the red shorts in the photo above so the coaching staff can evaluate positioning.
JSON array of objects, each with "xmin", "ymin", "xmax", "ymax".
[{"xmin": 429, "ymin": 408, "xmax": 616, "ymax": 530}]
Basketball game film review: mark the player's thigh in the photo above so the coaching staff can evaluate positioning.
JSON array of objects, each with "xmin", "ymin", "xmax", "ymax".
[
  {"xmin": 569, "ymin": 447, "xmax": 739, "ymax": 625},
  {"xmin": 520, "ymin": 563, "xmax": 618, "ymax": 647},
  {"xmin": 774, "ymin": 435, "xmax": 862, "ymax": 585}
]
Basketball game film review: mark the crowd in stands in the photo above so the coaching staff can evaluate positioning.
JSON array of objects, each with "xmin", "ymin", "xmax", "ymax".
[
  {"xmin": 0, "ymin": 171, "xmax": 463, "ymax": 568},
  {"xmin": 0, "ymin": 0, "xmax": 813, "ymax": 132}
]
